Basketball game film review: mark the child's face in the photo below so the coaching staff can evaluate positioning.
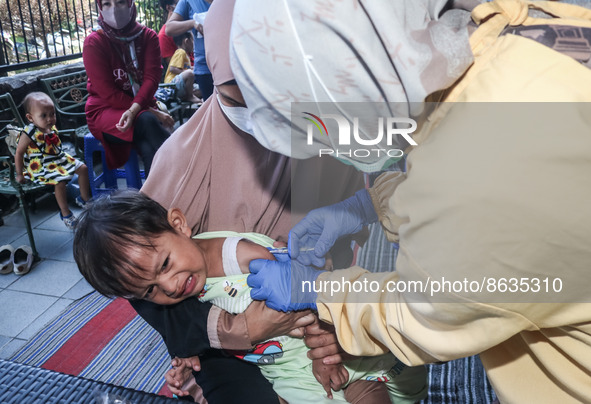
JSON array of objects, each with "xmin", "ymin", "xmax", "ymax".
[
  {"xmin": 26, "ymin": 96, "xmax": 56, "ymax": 132},
  {"xmin": 183, "ymin": 36, "xmax": 193, "ymax": 53},
  {"xmin": 126, "ymin": 229, "xmax": 208, "ymax": 305},
  {"xmin": 166, "ymin": 0, "xmax": 178, "ymax": 14}
]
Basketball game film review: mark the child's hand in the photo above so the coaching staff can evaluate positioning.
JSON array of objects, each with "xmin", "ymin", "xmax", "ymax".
[
  {"xmin": 164, "ymin": 356, "xmax": 201, "ymax": 397},
  {"xmin": 16, "ymin": 173, "xmax": 27, "ymax": 184},
  {"xmin": 312, "ymin": 358, "xmax": 349, "ymax": 399}
]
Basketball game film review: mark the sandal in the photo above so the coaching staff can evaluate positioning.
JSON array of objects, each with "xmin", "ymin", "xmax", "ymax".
[
  {"xmin": 13, "ymin": 245, "xmax": 33, "ymax": 276},
  {"xmin": 75, "ymin": 196, "xmax": 88, "ymax": 209},
  {"xmin": 0, "ymin": 245, "xmax": 14, "ymax": 274},
  {"xmin": 60, "ymin": 212, "xmax": 78, "ymax": 230}
]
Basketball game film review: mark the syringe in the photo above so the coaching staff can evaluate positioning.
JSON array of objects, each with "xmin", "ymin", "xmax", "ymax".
[{"xmin": 267, "ymin": 247, "xmax": 316, "ymax": 255}]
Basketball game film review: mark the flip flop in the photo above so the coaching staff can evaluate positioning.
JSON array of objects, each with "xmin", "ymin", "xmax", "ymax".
[
  {"xmin": 13, "ymin": 245, "xmax": 33, "ymax": 276},
  {"xmin": 0, "ymin": 245, "xmax": 14, "ymax": 274}
]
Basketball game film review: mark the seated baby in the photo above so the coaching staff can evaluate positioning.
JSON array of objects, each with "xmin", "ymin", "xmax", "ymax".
[{"xmin": 73, "ymin": 190, "xmax": 427, "ymax": 404}]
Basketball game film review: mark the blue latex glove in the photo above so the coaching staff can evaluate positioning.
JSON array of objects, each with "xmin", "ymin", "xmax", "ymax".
[
  {"xmin": 289, "ymin": 189, "xmax": 378, "ymax": 267},
  {"xmin": 248, "ymin": 258, "xmax": 324, "ymax": 312}
]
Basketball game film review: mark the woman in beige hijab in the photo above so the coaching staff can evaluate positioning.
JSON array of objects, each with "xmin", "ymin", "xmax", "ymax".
[{"xmin": 132, "ymin": 0, "xmax": 363, "ymax": 402}]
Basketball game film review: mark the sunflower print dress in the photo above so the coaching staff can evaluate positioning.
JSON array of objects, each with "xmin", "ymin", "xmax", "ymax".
[{"xmin": 20, "ymin": 124, "xmax": 79, "ymax": 185}]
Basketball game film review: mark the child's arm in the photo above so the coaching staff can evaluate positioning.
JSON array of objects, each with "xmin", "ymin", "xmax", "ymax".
[
  {"xmin": 216, "ymin": 239, "xmax": 314, "ymax": 340},
  {"xmin": 201, "ymin": 238, "xmax": 275, "ymax": 277},
  {"xmin": 167, "ymin": 50, "xmax": 189, "ymax": 78},
  {"xmin": 235, "ymin": 239, "xmax": 351, "ymax": 396},
  {"xmin": 237, "ymin": 240, "xmax": 275, "ymax": 273},
  {"xmin": 168, "ymin": 65, "xmax": 185, "ymax": 76},
  {"xmin": 198, "ymin": 238, "xmax": 314, "ymax": 342},
  {"xmin": 14, "ymin": 134, "xmax": 32, "ymax": 184}
]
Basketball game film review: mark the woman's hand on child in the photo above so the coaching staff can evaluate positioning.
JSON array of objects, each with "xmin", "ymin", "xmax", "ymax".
[
  {"xmin": 245, "ymin": 301, "xmax": 315, "ymax": 344},
  {"xmin": 305, "ymin": 320, "xmax": 355, "ymax": 365},
  {"xmin": 312, "ymin": 358, "xmax": 349, "ymax": 399},
  {"xmin": 165, "ymin": 356, "xmax": 201, "ymax": 397}
]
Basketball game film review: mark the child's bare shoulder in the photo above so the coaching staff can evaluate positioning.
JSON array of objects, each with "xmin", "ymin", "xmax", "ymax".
[
  {"xmin": 196, "ymin": 237, "xmax": 274, "ymax": 275},
  {"xmin": 236, "ymin": 239, "xmax": 274, "ymax": 274}
]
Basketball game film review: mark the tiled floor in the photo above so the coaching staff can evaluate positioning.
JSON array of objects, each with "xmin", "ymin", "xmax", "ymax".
[
  {"xmin": 0, "ymin": 117, "xmax": 187, "ymax": 361},
  {"xmin": 0, "ymin": 193, "xmax": 94, "ymax": 359}
]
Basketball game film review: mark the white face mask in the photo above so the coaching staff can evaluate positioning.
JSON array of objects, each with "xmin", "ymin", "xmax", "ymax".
[
  {"xmin": 102, "ymin": 5, "xmax": 132, "ymax": 29},
  {"xmin": 217, "ymin": 94, "xmax": 254, "ymax": 135}
]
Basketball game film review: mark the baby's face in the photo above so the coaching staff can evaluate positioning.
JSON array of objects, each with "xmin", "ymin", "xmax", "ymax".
[
  {"xmin": 183, "ymin": 36, "xmax": 193, "ymax": 53},
  {"xmin": 126, "ymin": 230, "xmax": 208, "ymax": 305},
  {"xmin": 27, "ymin": 96, "xmax": 56, "ymax": 133}
]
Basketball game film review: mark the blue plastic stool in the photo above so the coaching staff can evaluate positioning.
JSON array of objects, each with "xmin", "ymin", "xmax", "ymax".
[{"xmin": 84, "ymin": 133, "xmax": 145, "ymax": 197}]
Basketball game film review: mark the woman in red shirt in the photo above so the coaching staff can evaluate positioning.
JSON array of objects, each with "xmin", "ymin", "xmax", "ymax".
[{"xmin": 83, "ymin": 0, "xmax": 174, "ymax": 175}]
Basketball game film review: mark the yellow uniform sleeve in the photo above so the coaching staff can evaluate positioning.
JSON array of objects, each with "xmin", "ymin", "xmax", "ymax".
[{"xmin": 317, "ymin": 26, "xmax": 591, "ymax": 403}]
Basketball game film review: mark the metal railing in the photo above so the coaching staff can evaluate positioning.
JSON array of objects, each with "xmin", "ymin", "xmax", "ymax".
[{"xmin": 0, "ymin": 0, "xmax": 165, "ymax": 76}]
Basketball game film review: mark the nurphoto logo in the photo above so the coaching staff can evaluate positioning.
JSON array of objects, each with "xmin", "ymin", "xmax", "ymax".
[{"xmin": 303, "ymin": 112, "xmax": 417, "ymax": 159}]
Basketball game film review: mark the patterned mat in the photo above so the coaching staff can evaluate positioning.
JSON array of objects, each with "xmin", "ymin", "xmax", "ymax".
[{"xmin": 10, "ymin": 292, "xmax": 171, "ymax": 396}]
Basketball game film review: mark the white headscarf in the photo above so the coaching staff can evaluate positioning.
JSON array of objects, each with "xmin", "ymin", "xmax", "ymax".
[{"xmin": 230, "ymin": 0, "xmax": 475, "ymax": 171}]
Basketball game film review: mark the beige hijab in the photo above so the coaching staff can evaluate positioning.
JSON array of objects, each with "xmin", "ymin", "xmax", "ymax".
[
  {"xmin": 142, "ymin": 93, "xmax": 294, "ymax": 240},
  {"xmin": 142, "ymin": 0, "xmax": 363, "ymax": 241},
  {"xmin": 141, "ymin": 0, "xmax": 363, "ymax": 240},
  {"xmin": 141, "ymin": 0, "xmax": 292, "ymax": 240}
]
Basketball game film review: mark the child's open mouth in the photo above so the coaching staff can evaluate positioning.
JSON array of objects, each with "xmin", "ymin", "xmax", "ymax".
[{"xmin": 182, "ymin": 275, "xmax": 196, "ymax": 297}]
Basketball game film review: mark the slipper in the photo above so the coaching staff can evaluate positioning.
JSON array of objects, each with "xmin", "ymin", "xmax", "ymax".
[
  {"xmin": 60, "ymin": 212, "xmax": 78, "ymax": 230},
  {"xmin": 13, "ymin": 245, "xmax": 33, "ymax": 276},
  {"xmin": 75, "ymin": 196, "xmax": 88, "ymax": 209},
  {"xmin": 0, "ymin": 245, "xmax": 14, "ymax": 274}
]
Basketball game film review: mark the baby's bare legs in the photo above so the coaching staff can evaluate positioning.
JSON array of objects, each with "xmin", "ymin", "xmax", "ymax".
[
  {"xmin": 54, "ymin": 181, "xmax": 71, "ymax": 217},
  {"xmin": 75, "ymin": 164, "xmax": 91, "ymax": 202}
]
